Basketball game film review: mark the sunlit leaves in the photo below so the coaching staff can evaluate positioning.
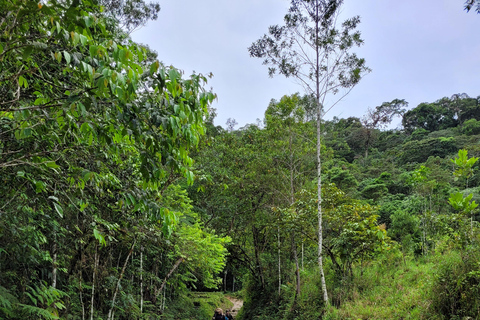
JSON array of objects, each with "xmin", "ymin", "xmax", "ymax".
[
  {"xmin": 451, "ymin": 149, "xmax": 478, "ymax": 184},
  {"xmin": 448, "ymin": 192, "xmax": 478, "ymax": 214}
]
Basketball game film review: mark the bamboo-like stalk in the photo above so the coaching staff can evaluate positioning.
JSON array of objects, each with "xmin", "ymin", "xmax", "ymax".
[
  {"xmin": 140, "ymin": 245, "xmax": 144, "ymax": 314},
  {"xmin": 52, "ymin": 241, "xmax": 57, "ymax": 288},
  {"xmin": 107, "ymin": 239, "xmax": 137, "ymax": 320},
  {"xmin": 90, "ymin": 244, "xmax": 98, "ymax": 320},
  {"xmin": 156, "ymin": 257, "xmax": 184, "ymax": 296}
]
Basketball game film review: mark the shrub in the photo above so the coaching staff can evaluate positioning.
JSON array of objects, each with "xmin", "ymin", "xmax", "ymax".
[
  {"xmin": 462, "ymin": 119, "xmax": 480, "ymax": 136},
  {"xmin": 429, "ymin": 248, "xmax": 480, "ymax": 319}
]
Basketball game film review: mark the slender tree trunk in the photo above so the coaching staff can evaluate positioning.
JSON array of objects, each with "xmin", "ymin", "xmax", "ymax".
[
  {"xmin": 252, "ymin": 225, "xmax": 265, "ymax": 289},
  {"xmin": 364, "ymin": 128, "xmax": 372, "ymax": 165},
  {"xmin": 156, "ymin": 257, "xmax": 184, "ymax": 296},
  {"xmin": 153, "ymin": 258, "xmax": 159, "ymax": 304},
  {"xmin": 289, "ymin": 133, "xmax": 295, "ymax": 205},
  {"xmin": 140, "ymin": 245, "xmax": 144, "ymax": 314},
  {"xmin": 79, "ymin": 268, "xmax": 85, "ymax": 320},
  {"xmin": 292, "ymin": 234, "xmax": 301, "ymax": 298},
  {"xmin": 224, "ymin": 269, "xmax": 228, "ymax": 292},
  {"xmin": 315, "ymin": 0, "xmax": 328, "ymax": 304},
  {"xmin": 52, "ymin": 241, "xmax": 57, "ymax": 288},
  {"xmin": 301, "ymin": 241, "xmax": 304, "ymax": 271},
  {"xmin": 278, "ymin": 225, "xmax": 281, "ymax": 296},
  {"xmin": 107, "ymin": 239, "xmax": 137, "ymax": 320},
  {"xmin": 422, "ymin": 208, "xmax": 427, "ymax": 256},
  {"xmin": 90, "ymin": 244, "xmax": 98, "ymax": 320},
  {"xmin": 471, "ymin": 215, "xmax": 474, "ymax": 238},
  {"xmin": 364, "ymin": 142, "xmax": 369, "ymax": 164},
  {"xmin": 162, "ymin": 285, "xmax": 166, "ymax": 312}
]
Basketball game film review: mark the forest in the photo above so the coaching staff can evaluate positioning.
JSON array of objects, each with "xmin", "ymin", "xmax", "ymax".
[{"xmin": 1, "ymin": 0, "xmax": 480, "ymax": 319}]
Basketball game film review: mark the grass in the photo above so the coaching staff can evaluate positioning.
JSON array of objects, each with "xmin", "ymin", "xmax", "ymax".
[
  {"xmin": 191, "ymin": 291, "xmax": 233, "ymax": 314},
  {"xmin": 161, "ymin": 291, "xmax": 233, "ymax": 320},
  {"xmin": 323, "ymin": 252, "xmax": 438, "ymax": 320}
]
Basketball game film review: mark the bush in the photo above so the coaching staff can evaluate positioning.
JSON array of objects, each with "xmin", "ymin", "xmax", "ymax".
[
  {"xmin": 429, "ymin": 248, "xmax": 480, "ymax": 319},
  {"xmin": 462, "ymin": 119, "xmax": 480, "ymax": 136}
]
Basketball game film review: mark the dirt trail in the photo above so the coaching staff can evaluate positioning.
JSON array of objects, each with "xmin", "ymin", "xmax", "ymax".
[{"xmin": 226, "ymin": 296, "xmax": 244, "ymax": 318}]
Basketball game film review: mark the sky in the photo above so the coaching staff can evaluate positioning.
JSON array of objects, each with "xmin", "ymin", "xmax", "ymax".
[{"xmin": 131, "ymin": 0, "xmax": 480, "ymax": 129}]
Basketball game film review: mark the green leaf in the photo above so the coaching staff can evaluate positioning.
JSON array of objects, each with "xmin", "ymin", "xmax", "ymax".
[
  {"xmin": 79, "ymin": 203, "xmax": 88, "ymax": 212},
  {"xmin": 93, "ymin": 228, "xmax": 106, "ymax": 246},
  {"xmin": 80, "ymin": 122, "xmax": 91, "ymax": 133},
  {"xmin": 83, "ymin": 171, "xmax": 94, "ymax": 181},
  {"xmin": 22, "ymin": 46, "xmax": 34, "ymax": 60},
  {"xmin": 35, "ymin": 180, "xmax": 46, "ymax": 193},
  {"xmin": 84, "ymin": 15, "xmax": 93, "ymax": 28},
  {"xmin": 63, "ymin": 51, "xmax": 71, "ymax": 65},
  {"xmin": 18, "ymin": 76, "xmax": 28, "ymax": 88},
  {"xmin": 89, "ymin": 45, "xmax": 97, "ymax": 57},
  {"xmin": 79, "ymin": 34, "xmax": 88, "ymax": 46},
  {"xmin": 53, "ymin": 202, "xmax": 64, "ymax": 218},
  {"xmin": 186, "ymin": 170, "xmax": 194, "ymax": 185},
  {"xmin": 78, "ymin": 102, "xmax": 87, "ymax": 116},
  {"xmin": 150, "ymin": 60, "xmax": 159, "ymax": 75},
  {"xmin": 45, "ymin": 161, "xmax": 60, "ymax": 169},
  {"xmin": 81, "ymin": 61, "xmax": 88, "ymax": 72},
  {"xmin": 88, "ymin": 132, "xmax": 94, "ymax": 145},
  {"xmin": 55, "ymin": 51, "xmax": 62, "ymax": 63},
  {"xmin": 119, "ymin": 48, "xmax": 126, "ymax": 63},
  {"xmin": 73, "ymin": 32, "xmax": 80, "ymax": 45}
]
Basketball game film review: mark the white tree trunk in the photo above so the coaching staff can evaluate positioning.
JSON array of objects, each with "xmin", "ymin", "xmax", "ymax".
[
  {"xmin": 90, "ymin": 245, "xmax": 98, "ymax": 320},
  {"xmin": 52, "ymin": 241, "xmax": 57, "ymax": 289},
  {"xmin": 315, "ymin": 0, "xmax": 328, "ymax": 304},
  {"xmin": 140, "ymin": 245, "xmax": 144, "ymax": 314}
]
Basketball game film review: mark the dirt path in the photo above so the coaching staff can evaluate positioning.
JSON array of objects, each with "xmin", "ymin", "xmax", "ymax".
[{"xmin": 226, "ymin": 296, "xmax": 244, "ymax": 318}]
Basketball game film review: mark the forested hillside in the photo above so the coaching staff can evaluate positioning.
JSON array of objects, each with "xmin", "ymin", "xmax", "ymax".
[
  {"xmin": 190, "ymin": 92, "xmax": 480, "ymax": 319},
  {"xmin": 1, "ymin": 0, "xmax": 480, "ymax": 320}
]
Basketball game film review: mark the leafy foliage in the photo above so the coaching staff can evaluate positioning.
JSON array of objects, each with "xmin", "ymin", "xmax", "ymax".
[{"xmin": 0, "ymin": 0, "xmax": 226, "ymax": 318}]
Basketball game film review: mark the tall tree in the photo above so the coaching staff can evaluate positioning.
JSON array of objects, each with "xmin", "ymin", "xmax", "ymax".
[
  {"xmin": 249, "ymin": 0, "xmax": 369, "ymax": 303},
  {"xmin": 99, "ymin": 0, "xmax": 161, "ymax": 33},
  {"xmin": 361, "ymin": 99, "xmax": 407, "ymax": 160},
  {"xmin": 465, "ymin": 0, "xmax": 480, "ymax": 13}
]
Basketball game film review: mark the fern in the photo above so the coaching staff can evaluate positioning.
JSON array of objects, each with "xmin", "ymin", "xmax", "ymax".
[
  {"xmin": 19, "ymin": 281, "xmax": 67, "ymax": 319},
  {"xmin": 18, "ymin": 303, "xmax": 59, "ymax": 320},
  {"xmin": 0, "ymin": 285, "xmax": 17, "ymax": 317}
]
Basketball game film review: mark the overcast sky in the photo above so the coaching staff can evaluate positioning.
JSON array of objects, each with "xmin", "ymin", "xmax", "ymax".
[{"xmin": 131, "ymin": 0, "xmax": 480, "ymax": 129}]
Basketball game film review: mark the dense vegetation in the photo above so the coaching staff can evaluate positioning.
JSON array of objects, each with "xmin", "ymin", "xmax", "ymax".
[
  {"xmin": 1, "ymin": 0, "xmax": 480, "ymax": 320},
  {"xmin": 190, "ymin": 92, "xmax": 480, "ymax": 320},
  {"xmin": 0, "ymin": 0, "xmax": 227, "ymax": 319}
]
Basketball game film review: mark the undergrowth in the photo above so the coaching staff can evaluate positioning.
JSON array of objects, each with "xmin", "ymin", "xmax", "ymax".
[
  {"xmin": 160, "ymin": 292, "xmax": 232, "ymax": 320},
  {"xmin": 324, "ymin": 250, "xmax": 435, "ymax": 320}
]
